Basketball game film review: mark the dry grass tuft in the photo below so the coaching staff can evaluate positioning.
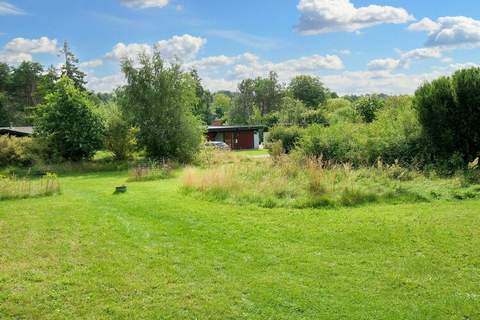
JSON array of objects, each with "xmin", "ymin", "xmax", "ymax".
[{"xmin": 0, "ymin": 173, "xmax": 61, "ymax": 201}]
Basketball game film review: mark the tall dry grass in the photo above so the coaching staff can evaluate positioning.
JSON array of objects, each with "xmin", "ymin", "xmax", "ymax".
[
  {"xmin": 182, "ymin": 155, "xmax": 479, "ymax": 208},
  {"xmin": 0, "ymin": 173, "xmax": 61, "ymax": 201}
]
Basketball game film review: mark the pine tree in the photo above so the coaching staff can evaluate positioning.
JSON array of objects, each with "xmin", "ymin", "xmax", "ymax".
[{"xmin": 60, "ymin": 41, "xmax": 86, "ymax": 91}]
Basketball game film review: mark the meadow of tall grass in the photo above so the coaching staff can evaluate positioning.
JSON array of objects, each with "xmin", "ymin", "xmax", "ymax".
[
  {"xmin": 182, "ymin": 154, "xmax": 480, "ymax": 209},
  {"xmin": 0, "ymin": 173, "xmax": 61, "ymax": 201}
]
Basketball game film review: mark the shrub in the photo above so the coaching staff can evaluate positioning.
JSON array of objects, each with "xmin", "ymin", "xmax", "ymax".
[
  {"xmin": 301, "ymin": 109, "xmax": 328, "ymax": 126},
  {"xmin": 103, "ymin": 103, "xmax": 137, "ymax": 160},
  {"xmin": 298, "ymin": 97, "xmax": 421, "ymax": 166},
  {"xmin": 414, "ymin": 68, "xmax": 480, "ymax": 164},
  {"xmin": 354, "ymin": 95, "xmax": 385, "ymax": 123},
  {"xmin": 35, "ymin": 77, "xmax": 104, "ymax": 161},
  {"xmin": 325, "ymin": 105, "xmax": 361, "ymax": 125},
  {"xmin": 267, "ymin": 125, "xmax": 304, "ymax": 154},
  {"xmin": 0, "ymin": 136, "xmax": 36, "ymax": 167}
]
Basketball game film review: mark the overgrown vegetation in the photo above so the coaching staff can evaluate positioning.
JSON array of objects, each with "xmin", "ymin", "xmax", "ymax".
[
  {"xmin": 0, "ymin": 173, "xmax": 60, "ymax": 200},
  {"xmin": 127, "ymin": 161, "xmax": 175, "ymax": 182},
  {"xmin": 183, "ymin": 154, "xmax": 480, "ymax": 209}
]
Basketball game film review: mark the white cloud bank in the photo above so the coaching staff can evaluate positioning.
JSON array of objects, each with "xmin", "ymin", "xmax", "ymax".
[
  {"xmin": 409, "ymin": 16, "xmax": 480, "ymax": 48},
  {"xmin": 120, "ymin": 0, "xmax": 169, "ymax": 9},
  {"xmin": 106, "ymin": 34, "xmax": 206, "ymax": 63},
  {"xmin": 296, "ymin": 0, "xmax": 414, "ymax": 35},
  {"xmin": 0, "ymin": 37, "xmax": 59, "ymax": 64}
]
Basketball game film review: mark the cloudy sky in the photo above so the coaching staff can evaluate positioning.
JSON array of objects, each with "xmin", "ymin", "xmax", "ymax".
[{"xmin": 1, "ymin": 0, "xmax": 480, "ymax": 94}]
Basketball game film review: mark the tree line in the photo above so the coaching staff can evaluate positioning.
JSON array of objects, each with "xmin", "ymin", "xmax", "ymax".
[{"xmin": 1, "ymin": 43, "xmax": 480, "ymax": 170}]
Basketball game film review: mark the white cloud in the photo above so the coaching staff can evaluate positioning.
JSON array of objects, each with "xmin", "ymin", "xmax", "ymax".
[
  {"xmin": 5, "ymin": 37, "xmax": 58, "ymax": 54},
  {"xmin": 106, "ymin": 42, "xmax": 153, "ymax": 61},
  {"xmin": 106, "ymin": 34, "xmax": 206, "ymax": 63},
  {"xmin": 367, "ymin": 58, "xmax": 401, "ymax": 71},
  {"xmin": 400, "ymin": 47, "xmax": 442, "ymax": 60},
  {"xmin": 156, "ymin": 34, "xmax": 206, "ymax": 61},
  {"xmin": 80, "ymin": 59, "xmax": 104, "ymax": 69},
  {"xmin": 0, "ymin": 51, "xmax": 32, "ymax": 64},
  {"xmin": 0, "ymin": 37, "xmax": 59, "ymax": 65},
  {"xmin": 120, "ymin": 0, "xmax": 169, "ymax": 9},
  {"xmin": 231, "ymin": 55, "xmax": 344, "ymax": 81},
  {"xmin": 0, "ymin": 1, "xmax": 24, "ymax": 15},
  {"xmin": 87, "ymin": 73, "xmax": 126, "ymax": 93},
  {"xmin": 296, "ymin": 0, "xmax": 414, "ymax": 35},
  {"xmin": 322, "ymin": 70, "xmax": 445, "ymax": 95},
  {"xmin": 409, "ymin": 16, "xmax": 480, "ymax": 48},
  {"xmin": 407, "ymin": 17, "xmax": 439, "ymax": 33},
  {"xmin": 368, "ymin": 47, "xmax": 443, "ymax": 71},
  {"xmin": 187, "ymin": 52, "xmax": 259, "ymax": 70}
]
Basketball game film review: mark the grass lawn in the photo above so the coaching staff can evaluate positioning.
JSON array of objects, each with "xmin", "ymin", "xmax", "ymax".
[{"xmin": 1, "ymin": 171, "xmax": 480, "ymax": 319}]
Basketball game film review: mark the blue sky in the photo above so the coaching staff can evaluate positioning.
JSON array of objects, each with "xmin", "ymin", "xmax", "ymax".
[{"xmin": 1, "ymin": 0, "xmax": 480, "ymax": 94}]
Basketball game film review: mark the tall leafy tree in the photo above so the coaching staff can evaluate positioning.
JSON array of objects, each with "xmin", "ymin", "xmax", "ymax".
[
  {"xmin": 228, "ymin": 79, "xmax": 256, "ymax": 124},
  {"xmin": 288, "ymin": 75, "xmax": 328, "ymax": 109},
  {"xmin": 254, "ymin": 71, "xmax": 283, "ymax": 115},
  {"xmin": 120, "ymin": 52, "xmax": 202, "ymax": 162},
  {"xmin": 190, "ymin": 69, "xmax": 213, "ymax": 124},
  {"xmin": 35, "ymin": 77, "xmax": 104, "ymax": 161},
  {"xmin": 212, "ymin": 93, "xmax": 232, "ymax": 120},
  {"xmin": 60, "ymin": 41, "xmax": 86, "ymax": 91}
]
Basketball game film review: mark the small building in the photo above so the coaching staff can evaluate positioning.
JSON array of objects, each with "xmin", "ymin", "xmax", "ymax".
[
  {"xmin": 0, "ymin": 126, "xmax": 34, "ymax": 137},
  {"xmin": 206, "ymin": 125, "xmax": 265, "ymax": 150}
]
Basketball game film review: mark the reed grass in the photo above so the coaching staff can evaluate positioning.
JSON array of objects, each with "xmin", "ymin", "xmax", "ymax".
[{"xmin": 0, "ymin": 173, "xmax": 61, "ymax": 201}]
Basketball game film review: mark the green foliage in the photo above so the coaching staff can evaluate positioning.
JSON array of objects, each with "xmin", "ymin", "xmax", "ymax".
[
  {"xmin": 212, "ymin": 93, "xmax": 232, "ymax": 120},
  {"xmin": 301, "ymin": 109, "xmax": 328, "ymax": 126},
  {"xmin": 103, "ymin": 103, "xmax": 137, "ymax": 160},
  {"xmin": 277, "ymin": 96, "xmax": 306, "ymax": 125},
  {"xmin": 267, "ymin": 125, "xmax": 304, "ymax": 154},
  {"xmin": 354, "ymin": 95, "xmax": 385, "ymax": 123},
  {"xmin": 415, "ymin": 68, "xmax": 480, "ymax": 164},
  {"xmin": 120, "ymin": 52, "xmax": 203, "ymax": 163},
  {"xmin": 324, "ymin": 98, "xmax": 352, "ymax": 112},
  {"xmin": 35, "ymin": 77, "xmax": 104, "ymax": 161},
  {"xmin": 325, "ymin": 105, "xmax": 360, "ymax": 125},
  {"xmin": 228, "ymin": 72, "xmax": 283, "ymax": 125},
  {"xmin": 0, "ymin": 136, "xmax": 36, "ymax": 167},
  {"xmin": 288, "ymin": 75, "xmax": 328, "ymax": 108},
  {"xmin": 298, "ymin": 96, "xmax": 421, "ymax": 165},
  {"xmin": 190, "ymin": 69, "xmax": 213, "ymax": 124}
]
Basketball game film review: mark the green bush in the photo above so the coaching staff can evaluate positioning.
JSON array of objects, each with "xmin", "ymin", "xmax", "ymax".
[
  {"xmin": 298, "ymin": 96, "xmax": 421, "ymax": 165},
  {"xmin": 35, "ymin": 77, "xmax": 104, "ymax": 161},
  {"xmin": 0, "ymin": 136, "xmax": 36, "ymax": 167},
  {"xmin": 414, "ymin": 68, "xmax": 480, "ymax": 164},
  {"xmin": 354, "ymin": 95, "xmax": 385, "ymax": 123},
  {"xmin": 103, "ymin": 103, "xmax": 137, "ymax": 161},
  {"xmin": 267, "ymin": 125, "xmax": 304, "ymax": 154}
]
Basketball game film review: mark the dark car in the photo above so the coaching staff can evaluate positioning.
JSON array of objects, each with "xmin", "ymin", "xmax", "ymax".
[{"xmin": 205, "ymin": 141, "xmax": 231, "ymax": 151}]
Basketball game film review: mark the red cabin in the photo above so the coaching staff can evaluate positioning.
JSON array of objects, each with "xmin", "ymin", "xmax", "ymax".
[{"xmin": 206, "ymin": 125, "xmax": 264, "ymax": 150}]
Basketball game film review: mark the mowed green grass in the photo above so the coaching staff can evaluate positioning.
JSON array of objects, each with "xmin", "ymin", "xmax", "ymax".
[{"xmin": 1, "ymin": 171, "xmax": 479, "ymax": 319}]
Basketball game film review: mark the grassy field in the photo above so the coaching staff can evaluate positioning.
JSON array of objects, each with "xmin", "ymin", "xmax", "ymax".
[{"xmin": 1, "ymin": 170, "xmax": 480, "ymax": 319}]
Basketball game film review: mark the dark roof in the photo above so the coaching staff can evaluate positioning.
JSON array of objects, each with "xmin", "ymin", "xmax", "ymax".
[
  {"xmin": 207, "ymin": 125, "xmax": 264, "ymax": 133},
  {"xmin": 0, "ymin": 127, "xmax": 34, "ymax": 137}
]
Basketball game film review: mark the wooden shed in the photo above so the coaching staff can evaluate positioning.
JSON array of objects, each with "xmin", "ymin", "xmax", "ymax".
[{"xmin": 206, "ymin": 125, "xmax": 264, "ymax": 150}]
